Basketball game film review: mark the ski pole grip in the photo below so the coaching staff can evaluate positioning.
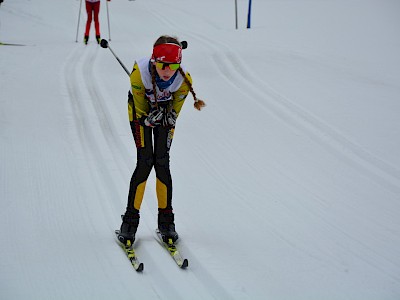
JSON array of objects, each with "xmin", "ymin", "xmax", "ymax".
[{"xmin": 100, "ymin": 39, "xmax": 109, "ymax": 48}]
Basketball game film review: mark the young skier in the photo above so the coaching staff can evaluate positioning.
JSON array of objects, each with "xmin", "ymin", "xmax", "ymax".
[{"xmin": 117, "ymin": 35, "xmax": 206, "ymax": 245}]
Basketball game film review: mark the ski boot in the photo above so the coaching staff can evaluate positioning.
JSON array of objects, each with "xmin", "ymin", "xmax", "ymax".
[
  {"xmin": 83, "ymin": 35, "xmax": 89, "ymax": 45},
  {"xmin": 96, "ymin": 35, "xmax": 101, "ymax": 44},
  {"xmin": 158, "ymin": 209, "xmax": 179, "ymax": 243},
  {"xmin": 118, "ymin": 211, "xmax": 140, "ymax": 245}
]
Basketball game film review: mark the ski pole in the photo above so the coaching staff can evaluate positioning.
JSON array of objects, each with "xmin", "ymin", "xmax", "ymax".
[
  {"xmin": 75, "ymin": 0, "xmax": 83, "ymax": 42},
  {"xmin": 100, "ymin": 39, "xmax": 141, "ymax": 119},
  {"xmin": 100, "ymin": 39, "xmax": 130, "ymax": 76},
  {"xmin": 106, "ymin": 0, "xmax": 111, "ymax": 41}
]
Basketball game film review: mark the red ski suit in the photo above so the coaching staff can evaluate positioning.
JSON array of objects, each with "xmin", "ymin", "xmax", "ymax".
[{"xmin": 85, "ymin": 0, "xmax": 100, "ymax": 37}]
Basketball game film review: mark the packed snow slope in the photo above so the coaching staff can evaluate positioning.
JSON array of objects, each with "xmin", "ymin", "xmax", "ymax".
[{"xmin": 1, "ymin": 0, "xmax": 400, "ymax": 299}]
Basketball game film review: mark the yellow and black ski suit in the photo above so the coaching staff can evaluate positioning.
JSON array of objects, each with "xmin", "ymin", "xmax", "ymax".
[{"xmin": 125, "ymin": 57, "xmax": 192, "ymax": 214}]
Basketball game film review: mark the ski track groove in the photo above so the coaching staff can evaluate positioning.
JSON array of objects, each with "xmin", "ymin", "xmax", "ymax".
[
  {"xmin": 196, "ymin": 33, "xmax": 400, "ymax": 282},
  {"xmin": 62, "ymin": 45, "xmax": 128, "ymax": 241},
  {"xmin": 83, "ymin": 48, "xmax": 133, "ymax": 174},
  {"xmin": 190, "ymin": 32, "xmax": 400, "ymax": 281},
  {"xmin": 191, "ymin": 31, "xmax": 400, "ymax": 194}
]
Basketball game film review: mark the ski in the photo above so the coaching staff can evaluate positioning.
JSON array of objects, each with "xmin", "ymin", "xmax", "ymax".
[
  {"xmin": 0, "ymin": 42, "xmax": 26, "ymax": 46},
  {"xmin": 155, "ymin": 229, "xmax": 188, "ymax": 269},
  {"xmin": 115, "ymin": 230, "xmax": 144, "ymax": 272}
]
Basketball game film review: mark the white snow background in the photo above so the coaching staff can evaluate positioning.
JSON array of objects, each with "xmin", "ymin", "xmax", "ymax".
[{"xmin": 1, "ymin": 0, "xmax": 400, "ymax": 299}]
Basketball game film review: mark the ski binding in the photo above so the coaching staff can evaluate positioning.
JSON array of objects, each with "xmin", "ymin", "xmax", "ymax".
[{"xmin": 115, "ymin": 230, "xmax": 144, "ymax": 272}]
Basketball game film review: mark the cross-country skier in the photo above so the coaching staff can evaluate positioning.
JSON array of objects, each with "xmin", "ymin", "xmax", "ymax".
[
  {"xmin": 84, "ymin": 0, "xmax": 109, "ymax": 44},
  {"xmin": 118, "ymin": 35, "xmax": 206, "ymax": 245}
]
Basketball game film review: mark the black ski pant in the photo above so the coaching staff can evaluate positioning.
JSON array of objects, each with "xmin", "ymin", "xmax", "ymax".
[{"xmin": 125, "ymin": 122, "xmax": 174, "ymax": 214}]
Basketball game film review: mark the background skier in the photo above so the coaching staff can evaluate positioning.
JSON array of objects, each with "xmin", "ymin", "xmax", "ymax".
[{"xmin": 84, "ymin": 0, "xmax": 108, "ymax": 44}]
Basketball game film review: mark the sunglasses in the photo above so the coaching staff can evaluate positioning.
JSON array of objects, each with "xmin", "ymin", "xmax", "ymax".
[{"xmin": 155, "ymin": 61, "xmax": 180, "ymax": 71}]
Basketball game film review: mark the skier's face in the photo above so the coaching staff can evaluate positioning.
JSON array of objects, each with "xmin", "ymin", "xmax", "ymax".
[{"xmin": 154, "ymin": 61, "xmax": 178, "ymax": 81}]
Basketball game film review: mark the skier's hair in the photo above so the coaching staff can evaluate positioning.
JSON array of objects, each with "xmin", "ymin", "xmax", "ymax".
[{"xmin": 150, "ymin": 35, "xmax": 205, "ymax": 111}]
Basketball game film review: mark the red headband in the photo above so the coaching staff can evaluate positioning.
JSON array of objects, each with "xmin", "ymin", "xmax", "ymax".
[{"xmin": 152, "ymin": 43, "xmax": 182, "ymax": 63}]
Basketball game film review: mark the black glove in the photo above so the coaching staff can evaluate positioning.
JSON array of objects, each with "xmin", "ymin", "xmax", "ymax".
[
  {"xmin": 143, "ymin": 108, "xmax": 163, "ymax": 127},
  {"xmin": 162, "ymin": 109, "xmax": 177, "ymax": 128}
]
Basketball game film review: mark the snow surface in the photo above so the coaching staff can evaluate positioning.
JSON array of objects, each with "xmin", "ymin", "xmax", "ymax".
[{"xmin": 1, "ymin": 0, "xmax": 400, "ymax": 299}]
